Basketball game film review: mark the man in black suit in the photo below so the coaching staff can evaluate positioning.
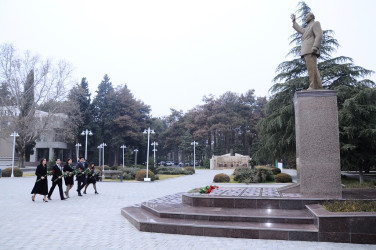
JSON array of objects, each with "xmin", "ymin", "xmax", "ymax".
[
  {"xmin": 47, "ymin": 158, "xmax": 66, "ymax": 200},
  {"xmin": 76, "ymin": 157, "xmax": 87, "ymax": 196}
]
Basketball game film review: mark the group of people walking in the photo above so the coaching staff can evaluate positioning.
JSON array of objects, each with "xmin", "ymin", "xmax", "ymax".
[{"xmin": 31, "ymin": 157, "xmax": 99, "ymax": 202}]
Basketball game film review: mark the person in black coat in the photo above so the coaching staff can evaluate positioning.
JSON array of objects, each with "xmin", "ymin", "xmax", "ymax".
[
  {"xmin": 63, "ymin": 158, "xmax": 74, "ymax": 198},
  {"xmin": 84, "ymin": 163, "xmax": 99, "ymax": 194},
  {"xmin": 47, "ymin": 158, "xmax": 66, "ymax": 200},
  {"xmin": 76, "ymin": 156, "xmax": 87, "ymax": 196},
  {"xmin": 31, "ymin": 158, "xmax": 49, "ymax": 202}
]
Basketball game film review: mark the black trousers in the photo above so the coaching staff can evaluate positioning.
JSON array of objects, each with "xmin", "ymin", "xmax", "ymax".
[
  {"xmin": 48, "ymin": 179, "xmax": 65, "ymax": 200},
  {"xmin": 77, "ymin": 176, "xmax": 87, "ymax": 192}
]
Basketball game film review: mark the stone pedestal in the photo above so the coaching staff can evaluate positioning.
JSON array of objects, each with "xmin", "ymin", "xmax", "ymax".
[{"xmin": 294, "ymin": 90, "xmax": 342, "ymax": 198}]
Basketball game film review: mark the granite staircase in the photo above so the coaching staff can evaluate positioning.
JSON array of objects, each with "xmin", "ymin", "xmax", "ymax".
[{"xmin": 121, "ymin": 188, "xmax": 321, "ymax": 241}]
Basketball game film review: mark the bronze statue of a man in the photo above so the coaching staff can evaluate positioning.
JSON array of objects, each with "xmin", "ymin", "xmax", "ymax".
[{"xmin": 291, "ymin": 13, "xmax": 323, "ymax": 90}]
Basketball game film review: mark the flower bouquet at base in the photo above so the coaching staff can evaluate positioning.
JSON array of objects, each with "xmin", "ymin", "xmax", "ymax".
[
  {"xmin": 36, "ymin": 170, "xmax": 55, "ymax": 183},
  {"xmin": 199, "ymin": 185, "xmax": 219, "ymax": 194}
]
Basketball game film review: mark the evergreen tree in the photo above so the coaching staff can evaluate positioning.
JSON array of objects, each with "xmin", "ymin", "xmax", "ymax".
[
  {"xmin": 92, "ymin": 74, "xmax": 114, "ymax": 163},
  {"xmin": 339, "ymin": 87, "xmax": 376, "ymax": 183}
]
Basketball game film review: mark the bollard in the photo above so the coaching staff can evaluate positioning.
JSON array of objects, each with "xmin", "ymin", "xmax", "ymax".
[
  {"xmin": 0, "ymin": 169, "xmax": 2, "ymax": 178},
  {"xmin": 120, "ymin": 173, "xmax": 123, "ymax": 182}
]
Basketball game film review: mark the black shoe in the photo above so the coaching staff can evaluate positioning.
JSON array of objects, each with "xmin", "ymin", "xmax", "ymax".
[
  {"xmin": 32, "ymin": 196, "xmax": 35, "ymax": 202},
  {"xmin": 83, "ymin": 191, "xmax": 87, "ymax": 194},
  {"xmin": 47, "ymin": 196, "xmax": 52, "ymax": 200},
  {"xmin": 78, "ymin": 192, "xmax": 82, "ymax": 196},
  {"xmin": 61, "ymin": 198, "xmax": 66, "ymax": 200},
  {"xmin": 95, "ymin": 192, "xmax": 99, "ymax": 194},
  {"xmin": 43, "ymin": 199, "xmax": 48, "ymax": 202}
]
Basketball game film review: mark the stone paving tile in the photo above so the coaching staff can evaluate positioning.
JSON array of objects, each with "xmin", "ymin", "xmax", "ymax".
[
  {"xmin": 241, "ymin": 187, "xmax": 262, "ymax": 197},
  {"xmin": 261, "ymin": 187, "xmax": 281, "ymax": 197},
  {"xmin": 0, "ymin": 170, "xmax": 374, "ymax": 250}
]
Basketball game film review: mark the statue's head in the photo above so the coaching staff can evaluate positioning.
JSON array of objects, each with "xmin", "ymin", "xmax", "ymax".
[{"xmin": 305, "ymin": 13, "xmax": 315, "ymax": 23}]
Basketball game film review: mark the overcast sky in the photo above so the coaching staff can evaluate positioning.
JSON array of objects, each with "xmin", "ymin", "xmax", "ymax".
[{"xmin": 1, "ymin": 0, "xmax": 375, "ymax": 117}]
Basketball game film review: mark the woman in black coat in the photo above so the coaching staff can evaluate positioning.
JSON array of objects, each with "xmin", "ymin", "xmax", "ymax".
[
  {"xmin": 63, "ymin": 158, "xmax": 74, "ymax": 198},
  {"xmin": 84, "ymin": 163, "xmax": 99, "ymax": 194},
  {"xmin": 31, "ymin": 158, "xmax": 49, "ymax": 202}
]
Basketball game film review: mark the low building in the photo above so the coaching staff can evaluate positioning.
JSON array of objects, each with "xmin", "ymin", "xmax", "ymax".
[
  {"xmin": 0, "ymin": 108, "xmax": 72, "ymax": 168},
  {"xmin": 210, "ymin": 153, "xmax": 250, "ymax": 170}
]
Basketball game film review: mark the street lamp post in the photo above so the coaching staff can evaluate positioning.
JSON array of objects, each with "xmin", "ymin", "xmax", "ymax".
[
  {"xmin": 10, "ymin": 131, "xmax": 19, "ymax": 178},
  {"xmin": 151, "ymin": 141, "xmax": 158, "ymax": 168},
  {"xmin": 133, "ymin": 149, "xmax": 138, "ymax": 166},
  {"xmin": 75, "ymin": 143, "xmax": 82, "ymax": 161},
  {"xmin": 97, "ymin": 145, "xmax": 102, "ymax": 169},
  {"xmin": 143, "ymin": 128, "xmax": 155, "ymax": 181},
  {"xmin": 99, "ymin": 143, "xmax": 107, "ymax": 180},
  {"xmin": 191, "ymin": 141, "xmax": 198, "ymax": 170},
  {"xmin": 81, "ymin": 129, "xmax": 93, "ymax": 160},
  {"xmin": 120, "ymin": 145, "xmax": 126, "ymax": 169}
]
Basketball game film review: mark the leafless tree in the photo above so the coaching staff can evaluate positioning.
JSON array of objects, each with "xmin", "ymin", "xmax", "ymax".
[{"xmin": 0, "ymin": 43, "xmax": 74, "ymax": 167}]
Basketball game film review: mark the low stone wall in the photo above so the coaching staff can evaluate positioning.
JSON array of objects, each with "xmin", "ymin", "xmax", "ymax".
[{"xmin": 306, "ymin": 204, "xmax": 376, "ymax": 244}]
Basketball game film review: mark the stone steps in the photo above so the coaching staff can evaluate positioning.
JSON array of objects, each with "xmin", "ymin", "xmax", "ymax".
[
  {"xmin": 121, "ymin": 206, "xmax": 318, "ymax": 241},
  {"xmin": 121, "ymin": 192, "xmax": 320, "ymax": 241},
  {"xmin": 141, "ymin": 202, "xmax": 315, "ymax": 224}
]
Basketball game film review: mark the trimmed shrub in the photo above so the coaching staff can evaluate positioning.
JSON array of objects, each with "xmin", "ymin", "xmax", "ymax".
[
  {"xmin": 155, "ymin": 166, "xmax": 194, "ymax": 175},
  {"xmin": 123, "ymin": 167, "xmax": 141, "ymax": 180},
  {"xmin": 233, "ymin": 167, "xmax": 259, "ymax": 183},
  {"xmin": 234, "ymin": 167, "xmax": 274, "ymax": 183},
  {"xmin": 213, "ymin": 173, "xmax": 230, "ymax": 183},
  {"xmin": 1, "ymin": 167, "xmax": 23, "ymax": 177},
  {"xmin": 135, "ymin": 169, "xmax": 155, "ymax": 181},
  {"xmin": 156, "ymin": 167, "xmax": 182, "ymax": 175},
  {"xmin": 275, "ymin": 173, "xmax": 292, "ymax": 183},
  {"xmin": 103, "ymin": 165, "xmax": 110, "ymax": 170},
  {"xmin": 255, "ymin": 166, "xmax": 274, "ymax": 181},
  {"xmin": 271, "ymin": 167, "xmax": 282, "ymax": 175},
  {"xmin": 184, "ymin": 167, "xmax": 195, "ymax": 174}
]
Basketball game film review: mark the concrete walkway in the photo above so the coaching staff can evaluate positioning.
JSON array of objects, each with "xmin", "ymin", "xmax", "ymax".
[{"xmin": 0, "ymin": 169, "xmax": 373, "ymax": 250}]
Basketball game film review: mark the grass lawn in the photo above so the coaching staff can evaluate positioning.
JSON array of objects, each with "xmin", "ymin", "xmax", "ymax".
[
  {"xmin": 23, "ymin": 172, "xmax": 35, "ymax": 177},
  {"xmin": 158, "ymin": 174, "xmax": 184, "ymax": 180},
  {"xmin": 342, "ymin": 177, "xmax": 375, "ymax": 188},
  {"xmin": 323, "ymin": 200, "xmax": 376, "ymax": 212}
]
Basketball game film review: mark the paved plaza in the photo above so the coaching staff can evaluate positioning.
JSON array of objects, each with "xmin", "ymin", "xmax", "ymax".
[{"xmin": 0, "ymin": 169, "xmax": 373, "ymax": 250}]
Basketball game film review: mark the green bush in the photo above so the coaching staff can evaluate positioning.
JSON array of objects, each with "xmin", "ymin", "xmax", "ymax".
[
  {"xmin": 271, "ymin": 167, "xmax": 282, "ymax": 175},
  {"xmin": 123, "ymin": 167, "xmax": 140, "ymax": 180},
  {"xmin": 233, "ymin": 167, "xmax": 274, "ymax": 183},
  {"xmin": 135, "ymin": 169, "xmax": 155, "ymax": 181},
  {"xmin": 1, "ymin": 167, "xmax": 23, "ymax": 177},
  {"xmin": 103, "ymin": 165, "xmax": 110, "ymax": 170},
  {"xmin": 213, "ymin": 173, "xmax": 230, "ymax": 183},
  {"xmin": 255, "ymin": 166, "xmax": 275, "ymax": 181},
  {"xmin": 156, "ymin": 167, "xmax": 183, "ymax": 175},
  {"xmin": 155, "ymin": 166, "xmax": 194, "ymax": 175},
  {"xmin": 275, "ymin": 173, "xmax": 292, "ymax": 183},
  {"xmin": 184, "ymin": 167, "xmax": 195, "ymax": 174},
  {"xmin": 233, "ymin": 167, "xmax": 259, "ymax": 183}
]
